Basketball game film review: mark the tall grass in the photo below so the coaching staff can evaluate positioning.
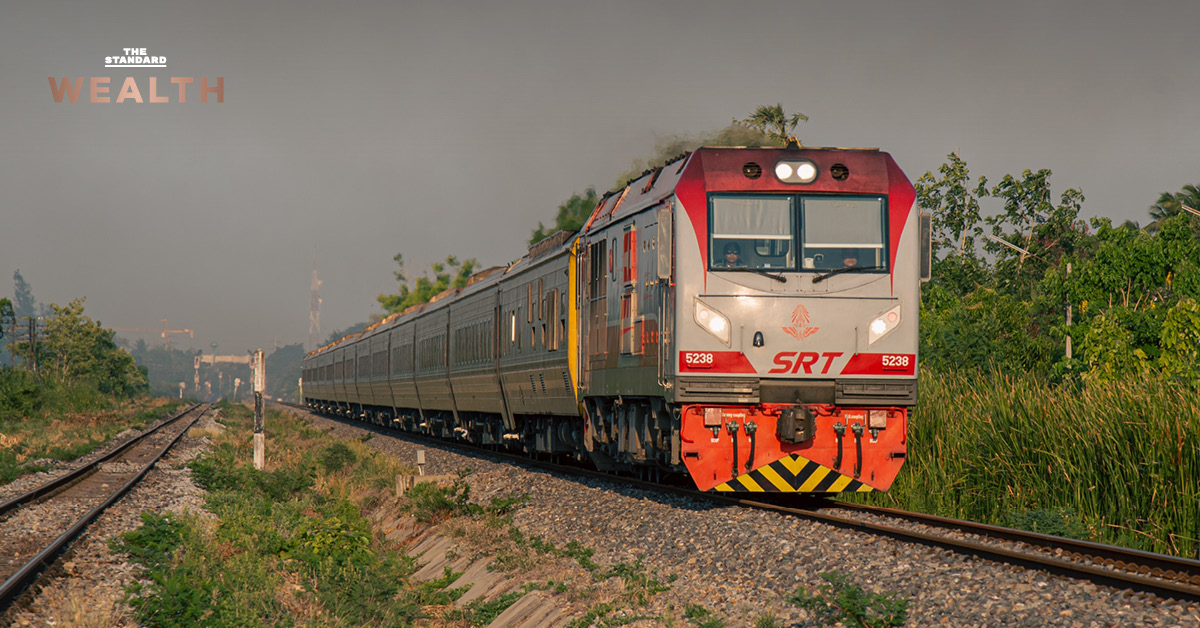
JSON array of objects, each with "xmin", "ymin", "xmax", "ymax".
[{"xmin": 869, "ymin": 371, "xmax": 1200, "ymax": 558}]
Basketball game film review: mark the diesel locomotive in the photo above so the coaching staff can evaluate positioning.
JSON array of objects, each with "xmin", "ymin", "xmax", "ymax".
[{"xmin": 302, "ymin": 145, "xmax": 930, "ymax": 493}]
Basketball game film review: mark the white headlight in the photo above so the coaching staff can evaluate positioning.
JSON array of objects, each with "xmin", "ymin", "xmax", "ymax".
[
  {"xmin": 694, "ymin": 299, "xmax": 731, "ymax": 345},
  {"xmin": 868, "ymin": 304, "xmax": 902, "ymax": 345},
  {"xmin": 774, "ymin": 159, "xmax": 818, "ymax": 183}
]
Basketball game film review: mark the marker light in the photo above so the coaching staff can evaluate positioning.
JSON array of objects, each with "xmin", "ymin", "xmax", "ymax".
[
  {"xmin": 774, "ymin": 159, "xmax": 818, "ymax": 184},
  {"xmin": 694, "ymin": 299, "xmax": 732, "ymax": 345},
  {"xmin": 868, "ymin": 304, "xmax": 902, "ymax": 345}
]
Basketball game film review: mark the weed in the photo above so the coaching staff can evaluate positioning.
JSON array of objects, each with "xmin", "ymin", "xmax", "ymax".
[
  {"xmin": 461, "ymin": 589, "xmax": 524, "ymax": 626},
  {"xmin": 566, "ymin": 601, "xmax": 617, "ymax": 628},
  {"xmin": 598, "ymin": 558, "xmax": 671, "ymax": 605},
  {"xmin": 1006, "ymin": 508, "xmax": 1087, "ymax": 539},
  {"xmin": 753, "ymin": 612, "xmax": 782, "ymax": 628},
  {"xmin": 285, "ymin": 514, "xmax": 374, "ymax": 569},
  {"xmin": 319, "ymin": 441, "xmax": 356, "ymax": 472},
  {"xmin": 111, "ymin": 511, "xmax": 191, "ymax": 570},
  {"xmin": 405, "ymin": 478, "xmax": 482, "ymax": 523},
  {"xmin": 788, "ymin": 571, "xmax": 907, "ymax": 628},
  {"xmin": 684, "ymin": 603, "xmax": 727, "ymax": 628},
  {"xmin": 563, "ymin": 540, "xmax": 600, "ymax": 571}
]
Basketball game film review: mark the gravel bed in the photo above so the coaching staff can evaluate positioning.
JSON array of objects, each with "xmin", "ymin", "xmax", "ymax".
[
  {"xmin": 295, "ymin": 409, "xmax": 1200, "ymax": 628},
  {"xmin": 0, "ymin": 408, "xmax": 220, "ymax": 627}
]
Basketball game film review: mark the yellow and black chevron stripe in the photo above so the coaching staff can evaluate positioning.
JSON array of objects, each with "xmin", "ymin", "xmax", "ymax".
[{"xmin": 713, "ymin": 454, "xmax": 875, "ymax": 493}]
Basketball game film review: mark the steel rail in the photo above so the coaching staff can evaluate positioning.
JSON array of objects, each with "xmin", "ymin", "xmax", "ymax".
[
  {"xmin": 820, "ymin": 500, "xmax": 1200, "ymax": 588},
  {"xmin": 0, "ymin": 403, "xmax": 208, "ymax": 610},
  {"xmin": 282, "ymin": 402, "xmax": 1200, "ymax": 603},
  {"xmin": 0, "ymin": 402, "xmax": 201, "ymax": 518}
]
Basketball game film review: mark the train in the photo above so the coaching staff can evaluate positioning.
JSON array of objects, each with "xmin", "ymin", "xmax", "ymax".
[{"xmin": 301, "ymin": 144, "xmax": 930, "ymax": 493}]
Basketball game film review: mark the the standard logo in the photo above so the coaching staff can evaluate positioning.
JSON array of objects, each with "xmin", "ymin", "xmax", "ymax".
[{"xmin": 49, "ymin": 47, "xmax": 222, "ymax": 103}]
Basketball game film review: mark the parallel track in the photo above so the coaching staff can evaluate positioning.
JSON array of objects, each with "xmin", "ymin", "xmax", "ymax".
[
  {"xmin": 0, "ymin": 403, "xmax": 208, "ymax": 611},
  {"xmin": 283, "ymin": 401, "xmax": 1200, "ymax": 603}
]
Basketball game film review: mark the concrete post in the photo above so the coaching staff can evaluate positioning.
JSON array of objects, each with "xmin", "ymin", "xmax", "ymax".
[{"xmin": 253, "ymin": 348, "xmax": 266, "ymax": 470}]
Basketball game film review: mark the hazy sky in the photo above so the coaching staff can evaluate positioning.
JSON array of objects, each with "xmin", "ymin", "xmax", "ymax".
[{"xmin": 2, "ymin": 1, "xmax": 1198, "ymax": 354}]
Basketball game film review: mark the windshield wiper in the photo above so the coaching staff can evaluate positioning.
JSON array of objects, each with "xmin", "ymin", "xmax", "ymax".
[
  {"xmin": 812, "ymin": 265, "xmax": 883, "ymax": 284},
  {"xmin": 725, "ymin": 268, "xmax": 787, "ymax": 283}
]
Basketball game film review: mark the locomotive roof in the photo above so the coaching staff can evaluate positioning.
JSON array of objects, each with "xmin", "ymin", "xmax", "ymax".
[{"xmin": 582, "ymin": 145, "xmax": 893, "ymax": 234}]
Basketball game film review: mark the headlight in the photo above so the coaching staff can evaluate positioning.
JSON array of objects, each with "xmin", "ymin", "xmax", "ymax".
[
  {"xmin": 694, "ymin": 299, "xmax": 731, "ymax": 345},
  {"xmin": 774, "ymin": 159, "xmax": 818, "ymax": 184},
  {"xmin": 868, "ymin": 304, "xmax": 901, "ymax": 345}
]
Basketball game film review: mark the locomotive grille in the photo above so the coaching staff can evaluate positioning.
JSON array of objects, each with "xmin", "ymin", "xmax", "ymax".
[
  {"xmin": 835, "ymin": 379, "xmax": 917, "ymax": 406},
  {"xmin": 676, "ymin": 377, "xmax": 759, "ymax": 403}
]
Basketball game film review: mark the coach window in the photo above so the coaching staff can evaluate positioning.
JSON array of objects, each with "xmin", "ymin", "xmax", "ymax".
[
  {"xmin": 801, "ymin": 197, "xmax": 887, "ymax": 272},
  {"xmin": 709, "ymin": 195, "xmax": 795, "ymax": 271}
]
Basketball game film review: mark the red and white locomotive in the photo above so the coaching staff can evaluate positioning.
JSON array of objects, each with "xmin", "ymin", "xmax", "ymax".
[{"xmin": 303, "ymin": 145, "xmax": 929, "ymax": 493}]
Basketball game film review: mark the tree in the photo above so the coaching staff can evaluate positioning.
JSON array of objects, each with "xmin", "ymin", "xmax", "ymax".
[
  {"xmin": 984, "ymin": 168, "xmax": 1087, "ymax": 298},
  {"xmin": 40, "ymin": 297, "xmax": 146, "ymax": 395},
  {"xmin": 324, "ymin": 321, "xmax": 373, "ymax": 345},
  {"xmin": 1147, "ymin": 184, "xmax": 1200, "ymax": 234},
  {"xmin": 266, "ymin": 342, "xmax": 306, "ymax": 401},
  {"xmin": 0, "ymin": 298, "xmax": 11, "ymax": 342},
  {"xmin": 530, "ymin": 187, "xmax": 599, "ymax": 246},
  {"xmin": 738, "ymin": 103, "xmax": 808, "ymax": 145},
  {"xmin": 915, "ymin": 152, "xmax": 989, "ymax": 261},
  {"xmin": 12, "ymin": 270, "xmax": 35, "ymax": 320},
  {"xmin": 377, "ymin": 253, "xmax": 479, "ymax": 314}
]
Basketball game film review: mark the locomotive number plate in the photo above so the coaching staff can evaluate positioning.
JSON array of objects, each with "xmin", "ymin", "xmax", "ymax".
[
  {"xmin": 881, "ymin": 354, "xmax": 911, "ymax": 371},
  {"xmin": 682, "ymin": 351, "xmax": 715, "ymax": 368}
]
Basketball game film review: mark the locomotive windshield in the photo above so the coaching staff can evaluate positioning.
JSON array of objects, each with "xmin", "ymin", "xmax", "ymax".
[
  {"xmin": 709, "ymin": 195, "xmax": 795, "ymax": 270},
  {"xmin": 709, "ymin": 194, "xmax": 887, "ymax": 273},
  {"xmin": 801, "ymin": 197, "xmax": 887, "ymax": 271}
]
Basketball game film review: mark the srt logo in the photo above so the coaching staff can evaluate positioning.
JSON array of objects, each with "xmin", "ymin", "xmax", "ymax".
[{"xmin": 782, "ymin": 305, "xmax": 818, "ymax": 341}]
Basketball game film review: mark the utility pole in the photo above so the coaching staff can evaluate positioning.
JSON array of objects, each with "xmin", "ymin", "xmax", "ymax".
[{"xmin": 252, "ymin": 348, "xmax": 266, "ymax": 470}]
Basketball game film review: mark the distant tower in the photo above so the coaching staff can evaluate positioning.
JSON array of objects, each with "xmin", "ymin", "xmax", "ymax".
[{"xmin": 308, "ymin": 249, "xmax": 322, "ymax": 351}]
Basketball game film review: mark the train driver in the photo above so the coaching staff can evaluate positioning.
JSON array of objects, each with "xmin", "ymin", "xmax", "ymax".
[
  {"xmin": 720, "ymin": 241, "xmax": 744, "ymax": 268},
  {"xmin": 841, "ymin": 248, "xmax": 859, "ymax": 268}
]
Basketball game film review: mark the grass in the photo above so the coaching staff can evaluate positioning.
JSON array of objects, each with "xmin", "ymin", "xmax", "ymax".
[
  {"xmin": 0, "ymin": 388, "xmax": 184, "ymax": 484},
  {"xmin": 861, "ymin": 370, "xmax": 1200, "ymax": 558},
  {"xmin": 112, "ymin": 402, "xmax": 537, "ymax": 628}
]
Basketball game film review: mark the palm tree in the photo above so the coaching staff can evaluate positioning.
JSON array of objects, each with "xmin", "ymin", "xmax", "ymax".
[
  {"xmin": 740, "ymin": 104, "xmax": 808, "ymax": 145},
  {"xmin": 1147, "ymin": 184, "xmax": 1200, "ymax": 233}
]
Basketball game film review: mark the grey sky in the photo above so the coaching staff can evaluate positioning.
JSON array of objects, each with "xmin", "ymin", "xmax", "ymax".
[{"xmin": 2, "ymin": 1, "xmax": 1197, "ymax": 354}]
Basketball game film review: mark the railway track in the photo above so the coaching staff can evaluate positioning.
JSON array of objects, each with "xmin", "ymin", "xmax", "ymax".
[
  {"xmin": 0, "ymin": 402, "xmax": 209, "ymax": 611},
  {"xmin": 282, "ymin": 401, "xmax": 1200, "ymax": 604}
]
